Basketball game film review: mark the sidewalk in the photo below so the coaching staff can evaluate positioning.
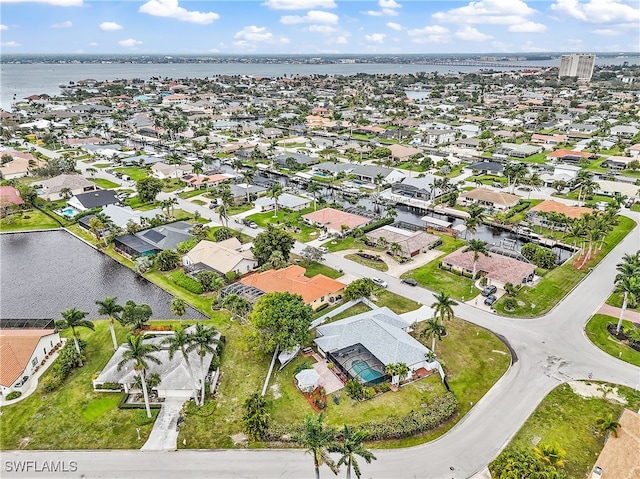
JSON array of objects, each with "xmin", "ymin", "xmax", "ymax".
[{"xmin": 597, "ymin": 304, "xmax": 640, "ymax": 323}]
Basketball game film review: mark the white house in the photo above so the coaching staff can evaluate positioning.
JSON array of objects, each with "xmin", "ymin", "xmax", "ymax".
[
  {"xmin": 151, "ymin": 162, "xmax": 194, "ymax": 180},
  {"xmin": 182, "ymin": 238, "xmax": 257, "ymax": 276},
  {"xmin": 32, "ymin": 174, "xmax": 98, "ymax": 201},
  {"xmin": 254, "ymin": 193, "xmax": 311, "ymax": 212}
]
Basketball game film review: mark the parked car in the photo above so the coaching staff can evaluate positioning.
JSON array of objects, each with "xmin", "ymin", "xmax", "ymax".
[
  {"xmin": 484, "ymin": 294, "xmax": 497, "ymax": 306},
  {"xmin": 209, "ymin": 201, "xmax": 216, "ymax": 209},
  {"xmin": 247, "ymin": 221, "xmax": 258, "ymax": 229},
  {"xmin": 401, "ymin": 278, "xmax": 418, "ymax": 286},
  {"xmin": 14, "ymin": 375, "xmax": 29, "ymax": 388},
  {"xmin": 481, "ymin": 285, "xmax": 497, "ymax": 297},
  {"xmin": 372, "ymin": 277, "xmax": 388, "ymax": 288},
  {"xmin": 318, "ymin": 246, "xmax": 329, "ymax": 254},
  {"xmin": 318, "ymin": 233, "xmax": 329, "ymax": 241}
]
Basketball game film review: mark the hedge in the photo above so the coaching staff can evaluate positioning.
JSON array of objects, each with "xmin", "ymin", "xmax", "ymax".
[
  {"xmin": 171, "ymin": 270, "xmax": 203, "ymax": 294},
  {"xmin": 118, "ymin": 393, "xmax": 163, "ymax": 410},
  {"xmin": 357, "ymin": 216, "xmax": 395, "ymax": 235}
]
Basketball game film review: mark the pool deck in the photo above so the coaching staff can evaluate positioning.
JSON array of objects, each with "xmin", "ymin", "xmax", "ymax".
[{"xmin": 311, "ymin": 354, "xmax": 344, "ymax": 394}]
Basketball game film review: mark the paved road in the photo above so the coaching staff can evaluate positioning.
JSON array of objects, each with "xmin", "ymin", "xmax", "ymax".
[{"xmin": 5, "ymin": 172, "xmax": 639, "ymax": 478}]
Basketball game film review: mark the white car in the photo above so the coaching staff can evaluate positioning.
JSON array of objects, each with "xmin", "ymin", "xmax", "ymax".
[
  {"xmin": 372, "ymin": 278, "xmax": 388, "ymax": 288},
  {"xmin": 318, "ymin": 246, "xmax": 329, "ymax": 254}
]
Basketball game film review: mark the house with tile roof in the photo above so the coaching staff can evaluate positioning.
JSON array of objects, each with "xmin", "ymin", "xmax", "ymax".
[
  {"xmin": 365, "ymin": 225, "xmax": 440, "ymax": 258},
  {"xmin": 440, "ymin": 248, "xmax": 536, "ymax": 287},
  {"xmin": 459, "ymin": 188, "xmax": 521, "ymax": 211},
  {"xmin": 183, "ymin": 238, "xmax": 257, "ymax": 276},
  {"xmin": 239, "ymin": 265, "xmax": 345, "ymax": 310},
  {"xmin": 302, "ymin": 207, "xmax": 372, "ymax": 236},
  {"xmin": 32, "ymin": 174, "xmax": 97, "ymax": 201},
  {"xmin": 0, "ymin": 186, "xmax": 25, "ymax": 215},
  {"xmin": 526, "ymin": 200, "xmax": 593, "ymax": 226}
]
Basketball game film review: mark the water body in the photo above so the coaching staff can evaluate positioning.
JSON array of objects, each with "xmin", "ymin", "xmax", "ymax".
[
  {"xmin": 2, "ymin": 56, "xmax": 637, "ymax": 111},
  {"xmin": 0, "ymin": 230, "xmax": 206, "ymax": 320}
]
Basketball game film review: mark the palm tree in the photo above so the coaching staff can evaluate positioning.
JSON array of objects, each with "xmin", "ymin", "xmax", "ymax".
[
  {"xmin": 307, "ymin": 181, "xmax": 321, "ymax": 211},
  {"xmin": 421, "ymin": 316, "xmax": 447, "ymax": 352},
  {"xmin": 523, "ymin": 172, "xmax": 542, "ymax": 199},
  {"xmin": 334, "ymin": 425, "xmax": 376, "ymax": 479},
  {"xmin": 170, "ymin": 298, "xmax": 187, "ymax": 325},
  {"xmin": 192, "ymin": 161, "xmax": 204, "ymax": 175},
  {"xmin": 162, "ymin": 325, "xmax": 200, "ymax": 405},
  {"xmin": 241, "ymin": 169, "xmax": 255, "ymax": 203},
  {"xmin": 96, "ymin": 296, "xmax": 124, "ymax": 351},
  {"xmin": 395, "ymin": 362, "xmax": 409, "ymax": 383},
  {"xmin": 374, "ymin": 173, "xmax": 385, "ymax": 194},
  {"xmin": 117, "ymin": 334, "xmax": 161, "ymax": 418},
  {"xmin": 293, "ymin": 413, "xmax": 339, "ymax": 479},
  {"xmin": 389, "ymin": 242, "xmax": 402, "ymax": 259},
  {"xmin": 431, "ymin": 292, "xmax": 458, "ymax": 325},
  {"xmin": 57, "ymin": 308, "xmax": 94, "ymax": 365},
  {"xmin": 596, "ymin": 413, "xmax": 621, "ymax": 438},
  {"xmin": 533, "ymin": 442, "xmax": 567, "ymax": 468},
  {"xmin": 465, "ymin": 239, "xmax": 489, "ymax": 280},
  {"xmin": 384, "ymin": 363, "xmax": 398, "ymax": 385},
  {"xmin": 268, "ymin": 182, "xmax": 284, "ymax": 218},
  {"xmin": 464, "ymin": 204, "xmax": 485, "ymax": 239},
  {"xmin": 613, "ymin": 275, "xmax": 640, "ymax": 334},
  {"xmin": 186, "ymin": 323, "xmax": 220, "ymax": 405}
]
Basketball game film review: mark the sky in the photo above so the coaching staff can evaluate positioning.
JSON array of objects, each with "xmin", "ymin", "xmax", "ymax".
[{"xmin": 0, "ymin": 0, "xmax": 638, "ymax": 55}]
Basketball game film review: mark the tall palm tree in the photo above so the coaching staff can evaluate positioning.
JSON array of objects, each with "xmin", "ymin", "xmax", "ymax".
[
  {"xmin": 117, "ymin": 334, "xmax": 161, "ymax": 418},
  {"xmin": 334, "ymin": 425, "xmax": 376, "ymax": 479},
  {"xmin": 613, "ymin": 275, "xmax": 640, "ymax": 334},
  {"xmin": 96, "ymin": 297, "xmax": 124, "ymax": 351},
  {"xmin": 241, "ymin": 169, "xmax": 255, "ymax": 204},
  {"xmin": 186, "ymin": 323, "xmax": 220, "ymax": 405},
  {"xmin": 421, "ymin": 316, "xmax": 447, "ymax": 352},
  {"xmin": 162, "ymin": 325, "xmax": 200, "ymax": 405},
  {"xmin": 465, "ymin": 239, "xmax": 489, "ymax": 280},
  {"xmin": 389, "ymin": 242, "xmax": 402, "ymax": 258},
  {"xmin": 268, "ymin": 182, "xmax": 284, "ymax": 218},
  {"xmin": 307, "ymin": 181, "xmax": 321, "ymax": 211},
  {"xmin": 464, "ymin": 204, "xmax": 485, "ymax": 239},
  {"xmin": 57, "ymin": 308, "xmax": 95, "ymax": 365},
  {"xmin": 293, "ymin": 413, "xmax": 339, "ymax": 479},
  {"xmin": 395, "ymin": 362, "xmax": 409, "ymax": 383},
  {"xmin": 384, "ymin": 363, "xmax": 399, "ymax": 385},
  {"xmin": 523, "ymin": 172, "xmax": 542, "ymax": 199},
  {"xmin": 596, "ymin": 413, "xmax": 621, "ymax": 438},
  {"xmin": 374, "ymin": 173, "xmax": 385, "ymax": 194},
  {"xmin": 170, "ymin": 298, "xmax": 187, "ymax": 325},
  {"xmin": 430, "ymin": 292, "xmax": 458, "ymax": 325},
  {"xmin": 192, "ymin": 161, "xmax": 204, "ymax": 175}
]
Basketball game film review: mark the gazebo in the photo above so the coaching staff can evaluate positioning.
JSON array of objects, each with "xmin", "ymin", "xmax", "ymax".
[{"xmin": 295, "ymin": 369, "xmax": 320, "ymax": 393}]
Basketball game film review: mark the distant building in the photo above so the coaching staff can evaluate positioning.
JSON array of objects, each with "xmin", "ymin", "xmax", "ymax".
[{"xmin": 558, "ymin": 54, "xmax": 596, "ymax": 81}]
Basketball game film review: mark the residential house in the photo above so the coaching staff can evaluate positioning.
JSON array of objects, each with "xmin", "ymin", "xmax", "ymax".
[
  {"xmin": 465, "ymin": 161, "xmax": 504, "ymax": 176},
  {"xmin": 389, "ymin": 176, "xmax": 436, "ymax": 202},
  {"xmin": 458, "ymin": 188, "xmax": 520, "ymax": 211},
  {"xmin": 229, "ymin": 183, "xmax": 266, "ymax": 204},
  {"xmin": 151, "ymin": 162, "xmax": 194, "ymax": 180},
  {"xmin": 309, "ymin": 162, "xmax": 355, "ymax": 178},
  {"xmin": 0, "ymin": 150, "xmax": 44, "ymax": 180},
  {"xmin": 546, "ymin": 149, "xmax": 593, "ymax": 165},
  {"xmin": 274, "ymin": 153, "xmax": 317, "ymax": 169},
  {"xmin": 564, "ymin": 123, "xmax": 599, "ymax": 138},
  {"xmin": 495, "ymin": 143, "xmax": 543, "ymax": 158},
  {"xmin": 530, "ymin": 133, "xmax": 568, "ymax": 148},
  {"xmin": 610, "ymin": 125, "xmax": 639, "ymax": 137},
  {"xmin": 67, "ymin": 190, "xmax": 119, "ymax": 213},
  {"xmin": 121, "ymin": 154, "xmax": 164, "ymax": 167},
  {"xmin": 596, "ymin": 180, "xmax": 639, "ymax": 198},
  {"xmin": 526, "ymin": 200, "xmax": 593, "ymax": 227},
  {"xmin": 182, "ymin": 238, "xmax": 257, "ymax": 276},
  {"xmin": 239, "ymin": 265, "xmax": 345, "ymax": 310},
  {"xmin": 388, "ymin": 144, "xmax": 423, "ymax": 163},
  {"xmin": 440, "ymin": 249, "xmax": 536, "ymax": 287},
  {"xmin": 181, "ymin": 173, "xmax": 234, "ymax": 189},
  {"xmin": 351, "ymin": 165, "xmax": 406, "ymax": 186},
  {"xmin": 602, "ymin": 156, "xmax": 636, "ymax": 170},
  {"xmin": 540, "ymin": 164, "xmax": 581, "ymax": 187},
  {"xmin": 78, "ymin": 204, "xmax": 162, "ymax": 230},
  {"xmin": 254, "ymin": 193, "xmax": 311, "ymax": 212},
  {"xmin": 32, "ymin": 174, "xmax": 97, "ymax": 201},
  {"xmin": 365, "ymin": 225, "xmax": 440, "ymax": 257},
  {"xmin": 421, "ymin": 129, "xmax": 456, "ymax": 147},
  {"xmin": 628, "ymin": 144, "xmax": 640, "ymax": 157},
  {"xmin": 302, "ymin": 207, "xmax": 372, "ymax": 236},
  {"xmin": 113, "ymin": 221, "xmax": 194, "ymax": 258},
  {"xmin": 0, "ymin": 186, "xmax": 24, "ymax": 215},
  {"xmin": 262, "ymin": 127, "xmax": 283, "ymax": 139}
]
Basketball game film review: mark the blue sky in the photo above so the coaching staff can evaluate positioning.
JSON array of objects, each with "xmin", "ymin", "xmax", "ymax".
[{"xmin": 1, "ymin": 0, "xmax": 638, "ymax": 54}]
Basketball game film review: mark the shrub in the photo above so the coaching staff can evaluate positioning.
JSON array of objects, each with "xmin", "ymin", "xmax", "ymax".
[
  {"xmin": 6, "ymin": 391, "xmax": 22, "ymax": 400},
  {"xmin": 362, "ymin": 387, "xmax": 376, "ymax": 400},
  {"xmin": 155, "ymin": 249, "xmax": 181, "ymax": 271},
  {"xmin": 376, "ymin": 382, "xmax": 391, "ymax": 393},
  {"xmin": 171, "ymin": 270, "xmax": 203, "ymax": 294},
  {"xmin": 293, "ymin": 362, "xmax": 313, "ymax": 374},
  {"xmin": 42, "ymin": 377, "xmax": 61, "ymax": 393},
  {"xmin": 133, "ymin": 410, "xmax": 156, "ymax": 426},
  {"xmin": 345, "ymin": 378, "xmax": 364, "ymax": 400},
  {"xmin": 503, "ymin": 297, "xmax": 517, "ymax": 311}
]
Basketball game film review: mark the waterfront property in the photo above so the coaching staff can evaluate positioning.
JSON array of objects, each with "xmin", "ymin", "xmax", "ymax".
[
  {"xmin": 526, "ymin": 200, "xmax": 593, "ymax": 228},
  {"xmin": 67, "ymin": 189, "xmax": 119, "ymax": 212},
  {"xmin": 32, "ymin": 174, "xmax": 97, "ymax": 201},
  {"xmin": 302, "ymin": 207, "xmax": 372, "ymax": 236},
  {"xmin": 458, "ymin": 188, "xmax": 521, "ymax": 211},
  {"xmin": 182, "ymin": 237, "xmax": 257, "ymax": 276},
  {"xmin": 114, "ymin": 221, "xmax": 194, "ymax": 258},
  {"xmin": 440, "ymin": 248, "xmax": 536, "ymax": 287},
  {"xmin": 365, "ymin": 225, "xmax": 441, "ymax": 258}
]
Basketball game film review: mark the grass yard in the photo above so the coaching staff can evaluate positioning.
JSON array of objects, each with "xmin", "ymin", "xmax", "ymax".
[
  {"xmin": 585, "ymin": 314, "xmax": 640, "ymax": 367},
  {"xmin": 0, "ymin": 208, "xmax": 61, "ymax": 232},
  {"xmin": 344, "ymin": 253, "xmax": 388, "ymax": 271},
  {"xmin": 373, "ymin": 289, "xmax": 421, "ymax": 314},
  {"xmin": 192, "ymin": 199, "xmax": 206, "ymax": 206},
  {"xmin": 161, "ymin": 179, "xmax": 185, "ymax": 192},
  {"xmin": 247, "ymin": 208, "xmax": 319, "ymax": 243},
  {"xmin": 605, "ymin": 291, "xmax": 639, "ymax": 312},
  {"xmin": 495, "ymin": 216, "xmax": 636, "ymax": 317},
  {"xmin": 89, "ymin": 178, "xmax": 121, "ymax": 189},
  {"xmin": 179, "ymin": 189, "xmax": 209, "ymax": 199},
  {"xmin": 0, "ymin": 321, "xmax": 159, "ymax": 450},
  {"xmin": 303, "ymin": 261, "xmax": 343, "ymax": 279},
  {"xmin": 93, "ymin": 163, "xmax": 112, "ymax": 169},
  {"xmin": 113, "ymin": 167, "xmax": 148, "ymax": 181},
  {"xmin": 498, "ymin": 383, "xmax": 640, "ymax": 479}
]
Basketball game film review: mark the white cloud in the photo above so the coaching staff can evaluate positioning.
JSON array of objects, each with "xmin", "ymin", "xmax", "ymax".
[
  {"xmin": 139, "ymin": 0, "xmax": 219, "ymax": 25},
  {"xmin": 592, "ymin": 28, "xmax": 618, "ymax": 35},
  {"xmin": 233, "ymin": 25, "xmax": 290, "ymax": 49},
  {"xmin": 386, "ymin": 22, "xmax": 403, "ymax": 31},
  {"xmin": 1, "ymin": 41, "xmax": 20, "ymax": 47},
  {"xmin": 365, "ymin": 33, "xmax": 386, "ymax": 44},
  {"xmin": 100, "ymin": 22, "xmax": 123, "ymax": 31},
  {"xmin": 407, "ymin": 25, "xmax": 450, "ymax": 43},
  {"xmin": 281, "ymin": 10, "xmax": 338, "ymax": 24},
  {"xmin": 334, "ymin": 35, "xmax": 348, "ymax": 44},
  {"xmin": 88, "ymin": 42, "xmax": 97, "ymax": 46},
  {"xmin": 508, "ymin": 21, "xmax": 547, "ymax": 33},
  {"xmin": 308, "ymin": 24, "xmax": 337, "ymax": 33},
  {"xmin": 118, "ymin": 38, "xmax": 142, "ymax": 47},
  {"xmin": 0, "ymin": 24, "xmax": 8, "ymax": 31},
  {"xmin": 433, "ymin": 0, "xmax": 536, "ymax": 25},
  {"xmin": 365, "ymin": 0, "xmax": 402, "ymax": 17},
  {"xmin": 1, "ymin": 0, "xmax": 82, "ymax": 5},
  {"xmin": 454, "ymin": 25, "xmax": 492, "ymax": 41},
  {"xmin": 51, "ymin": 20, "xmax": 73, "ymax": 28},
  {"xmin": 551, "ymin": 0, "xmax": 639, "ymax": 24},
  {"xmin": 262, "ymin": 0, "xmax": 336, "ymax": 9}
]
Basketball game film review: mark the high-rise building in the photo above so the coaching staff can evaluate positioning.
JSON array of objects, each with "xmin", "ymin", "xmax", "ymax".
[{"xmin": 558, "ymin": 54, "xmax": 596, "ymax": 81}]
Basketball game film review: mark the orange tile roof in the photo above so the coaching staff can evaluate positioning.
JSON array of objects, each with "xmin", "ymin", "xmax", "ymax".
[
  {"xmin": 302, "ymin": 208, "xmax": 371, "ymax": 232},
  {"xmin": 547, "ymin": 149, "xmax": 592, "ymax": 159},
  {"xmin": 529, "ymin": 200, "xmax": 593, "ymax": 220},
  {"xmin": 0, "ymin": 329, "xmax": 55, "ymax": 387},
  {"xmin": 240, "ymin": 265, "xmax": 344, "ymax": 304}
]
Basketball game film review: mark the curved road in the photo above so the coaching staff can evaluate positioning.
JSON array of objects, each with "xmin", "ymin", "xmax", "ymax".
[{"xmin": 5, "ymin": 169, "xmax": 639, "ymax": 478}]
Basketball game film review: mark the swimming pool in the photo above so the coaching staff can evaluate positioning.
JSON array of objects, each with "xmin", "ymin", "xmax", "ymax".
[
  {"xmin": 352, "ymin": 359, "xmax": 384, "ymax": 383},
  {"xmin": 59, "ymin": 208, "xmax": 77, "ymax": 217}
]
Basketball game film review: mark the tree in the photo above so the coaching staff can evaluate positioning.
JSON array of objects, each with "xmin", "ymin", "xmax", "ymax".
[
  {"xmin": 464, "ymin": 204, "xmax": 485, "ymax": 239},
  {"xmin": 464, "ymin": 239, "xmax": 489, "ymax": 280},
  {"xmin": 89, "ymin": 216, "xmax": 107, "ymax": 247},
  {"xmin": 136, "ymin": 177, "xmax": 163, "ymax": 203},
  {"xmin": 293, "ymin": 413, "xmax": 339, "ymax": 479},
  {"xmin": 121, "ymin": 300, "xmax": 153, "ymax": 332},
  {"xmin": 334, "ymin": 425, "xmax": 376, "ymax": 479},
  {"xmin": 186, "ymin": 323, "xmax": 220, "ymax": 405},
  {"xmin": 384, "ymin": 363, "xmax": 399, "ymax": 385},
  {"xmin": 216, "ymin": 185, "xmax": 234, "ymax": 227},
  {"xmin": 395, "ymin": 362, "xmax": 409, "ymax": 382},
  {"xmin": 198, "ymin": 271, "xmax": 224, "ymax": 292},
  {"xmin": 430, "ymin": 292, "xmax": 458, "ymax": 325},
  {"xmin": 343, "ymin": 278, "xmax": 375, "ymax": 301},
  {"xmin": 243, "ymin": 392, "xmax": 271, "ymax": 440},
  {"xmin": 155, "ymin": 249, "xmax": 181, "ymax": 271},
  {"xmin": 534, "ymin": 442, "xmax": 567, "ymax": 468},
  {"xmin": 170, "ymin": 298, "xmax": 187, "ymax": 325},
  {"xmin": 57, "ymin": 308, "xmax": 94, "ymax": 365},
  {"xmin": 523, "ymin": 172, "xmax": 542, "ymax": 199},
  {"xmin": 307, "ymin": 181, "xmax": 321, "ymax": 211},
  {"xmin": 503, "ymin": 162, "xmax": 528, "ymax": 194},
  {"xmin": 241, "ymin": 169, "xmax": 255, "ymax": 203},
  {"xmin": 96, "ymin": 296, "xmax": 124, "ymax": 351},
  {"xmin": 267, "ymin": 182, "xmax": 284, "ymax": 218},
  {"xmin": 248, "ymin": 292, "xmax": 313, "ymax": 355},
  {"xmin": 117, "ymin": 334, "xmax": 161, "ymax": 418},
  {"xmin": 222, "ymin": 294, "xmax": 253, "ymax": 322},
  {"xmin": 300, "ymin": 245, "xmax": 323, "ymax": 265},
  {"xmin": 263, "ymin": 250, "xmax": 288, "ymax": 270},
  {"xmin": 596, "ymin": 413, "xmax": 621, "ymax": 438},
  {"xmin": 613, "ymin": 275, "xmax": 640, "ymax": 334},
  {"xmin": 490, "ymin": 449, "xmax": 569, "ymax": 479},
  {"xmin": 162, "ymin": 325, "xmax": 200, "ymax": 404},
  {"xmin": 251, "ymin": 225, "xmax": 295, "ymax": 266},
  {"xmin": 551, "ymin": 179, "xmax": 567, "ymax": 193},
  {"xmin": 421, "ymin": 317, "xmax": 447, "ymax": 353}
]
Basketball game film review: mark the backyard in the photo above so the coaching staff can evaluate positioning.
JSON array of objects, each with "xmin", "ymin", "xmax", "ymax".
[
  {"xmin": 246, "ymin": 207, "xmax": 320, "ymax": 242},
  {"xmin": 0, "ymin": 208, "xmax": 61, "ymax": 232}
]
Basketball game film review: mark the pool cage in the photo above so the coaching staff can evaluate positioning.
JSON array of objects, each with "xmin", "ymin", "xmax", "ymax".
[{"xmin": 327, "ymin": 343, "xmax": 387, "ymax": 387}]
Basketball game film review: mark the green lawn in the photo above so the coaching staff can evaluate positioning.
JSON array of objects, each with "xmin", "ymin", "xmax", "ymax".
[
  {"xmin": 467, "ymin": 174, "xmax": 507, "ymax": 186},
  {"xmin": 374, "ymin": 289, "xmax": 421, "ymax": 314},
  {"xmin": 93, "ymin": 163, "xmax": 112, "ymax": 169},
  {"xmin": 179, "ymin": 189, "xmax": 209, "ymax": 199},
  {"xmin": 495, "ymin": 216, "xmax": 636, "ymax": 317},
  {"xmin": 89, "ymin": 178, "xmax": 121, "ymax": 189},
  {"xmin": 0, "ymin": 209, "xmax": 61, "ymax": 232},
  {"xmin": 303, "ymin": 261, "xmax": 343, "ymax": 279},
  {"xmin": 247, "ymin": 207, "xmax": 320, "ymax": 242},
  {"xmin": 0, "ymin": 321, "xmax": 159, "ymax": 450},
  {"xmin": 585, "ymin": 314, "xmax": 640, "ymax": 367},
  {"xmin": 113, "ymin": 167, "xmax": 148, "ymax": 181},
  {"xmin": 344, "ymin": 253, "xmax": 388, "ymax": 271},
  {"xmin": 497, "ymin": 383, "xmax": 640, "ymax": 479},
  {"xmin": 605, "ymin": 291, "xmax": 639, "ymax": 312},
  {"xmin": 161, "ymin": 179, "xmax": 185, "ymax": 193}
]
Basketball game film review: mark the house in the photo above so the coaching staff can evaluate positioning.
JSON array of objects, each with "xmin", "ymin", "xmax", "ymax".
[
  {"xmin": 589, "ymin": 409, "xmax": 640, "ymax": 479},
  {"xmin": 114, "ymin": 221, "xmax": 194, "ymax": 258},
  {"xmin": 440, "ymin": 249, "xmax": 536, "ymax": 286},
  {"xmin": 121, "ymin": 154, "xmax": 165, "ymax": 167},
  {"xmin": 610, "ymin": 125, "xmax": 639, "ymax": 137},
  {"xmin": 78, "ymin": 204, "xmax": 163, "ymax": 230},
  {"xmin": 628, "ymin": 144, "xmax": 640, "ymax": 157},
  {"xmin": 564, "ymin": 123, "xmax": 599, "ymax": 138},
  {"xmin": 387, "ymin": 144, "xmax": 422, "ymax": 163},
  {"xmin": 93, "ymin": 327, "xmax": 218, "ymax": 399},
  {"xmin": 602, "ymin": 156, "xmax": 636, "ymax": 170},
  {"xmin": 302, "ymin": 207, "xmax": 372, "ymax": 236},
  {"xmin": 32, "ymin": 174, "xmax": 97, "ymax": 201},
  {"xmin": 455, "ymin": 138, "xmax": 482, "ymax": 149},
  {"xmin": 0, "ymin": 186, "xmax": 24, "ymax": 215},
  {"xmin": 540, "ymin": 164, "xmax": 581, "ymax": 187},
  {"xmin": 151, "ymin": 162, "xmax": 194, "ymax": 180},
  {"xmin": 465, "ymin": 161, "xmax": 504, "ymax": 176},
  {"xmin": 254, "ymin": 193, "xmax": 311, "ymax": 212},
  {"xmin": 596, "ymin": 180, "xmax": 639, "ymax": 198},
  {"xmin": 67, "ymin": 190, "xmax": 119, "ymax": 212},
  {"xmin": 274, "ymin": 153, "xmax": 317, "ymax": 169},
  {"xmin": 458, "ymin": 188, "xmax": 521, "ymax": 210},
  {"xmin": 314, "ymin": 306, "xmax": 432, "ymax": 385},
  {"xmin": 351, "ymin": 165, "xmax": 406, "ymax": 185},
  {"xmin": 390, "ymin": 176, "xmax": 436, "ymax": 202},
  {"xmin": 546, "ymin": 149, "xmax": 593, "ymax": 165},
  {"xmin": 229, "ymin": 183, "xmax": 266, "ymax": 204},
  {"xmin": 262, "ymin": 127, "xmax": 283, "ymax": 139},
  {"xmin": 495, "ymin": 143, "xmax": 543, "ymax": 158},
  {"xmin": 421, "ymin": 129, "xmax": 456, "ymax": 147},
  {"xmin": 0, "ymin": 323, "xmax": 62, "ymax": 397},
  {"xmin": 183, "ymin": 238, "xmax": 257, "ymax": 276},
  {"xmin": 181, "ymin": 173, "xmax": 234, "ymax": 189},
  {"xmin": 526, "ymin": 200, "xmax": 593, "ymax": 226},
  {"xmin": 365, "ymin": 225, "xmax": 440, "ymax": 257},
  {"xmin": 309, "ymin": 162, "xmax": 355, "ymax": 177},
  {"xmin": 239, "ymin": 265, "xmax": 345, "ymax": 310},
  {"xmin": 0, "ymin": 150, "xmax": 44, "ymax": 180},
  {"xmin": 530, "ymin": 133, "xmax": 568, "ymax": 147}
]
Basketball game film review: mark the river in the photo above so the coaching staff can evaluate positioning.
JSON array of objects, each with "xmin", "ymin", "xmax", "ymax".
[{"xmin": 0, "ymin": 230, "xmax": 206, "ymax": 320}]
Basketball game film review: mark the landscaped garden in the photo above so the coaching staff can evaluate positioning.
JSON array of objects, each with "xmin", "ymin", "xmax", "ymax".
[
  {"xmin": 585, "ymin": 314, "xmax": 640, "ymax": 367},
  {"xmin": 0, "ymin": 208, "xmax": 61, "ymax": 231},
  {"xmin": 246, "ymin": 207, "xmax": 320, "ymax": 243}
]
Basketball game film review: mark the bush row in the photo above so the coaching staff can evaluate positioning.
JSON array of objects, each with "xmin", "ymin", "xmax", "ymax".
[
  {"xmin": 42, "ymin": 340, "xmax": 86, "ymax": 393},
  {"xmin": 357, "ymin": 216, "xmax": 395, "ymax": 235},
  {"xmin": 171, "ymin": 270, "xmax": 203, "ymax": 294}
]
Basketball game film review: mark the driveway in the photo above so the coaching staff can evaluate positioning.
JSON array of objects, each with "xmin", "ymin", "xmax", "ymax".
[{"xmin": 141, "ymin": 398, "xmax": 185, "ymax": 451}]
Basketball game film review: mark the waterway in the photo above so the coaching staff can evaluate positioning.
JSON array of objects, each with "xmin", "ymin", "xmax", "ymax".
[{"xmin": 0, "ymin": 230, "xmax": 206, "ymax": 320}]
